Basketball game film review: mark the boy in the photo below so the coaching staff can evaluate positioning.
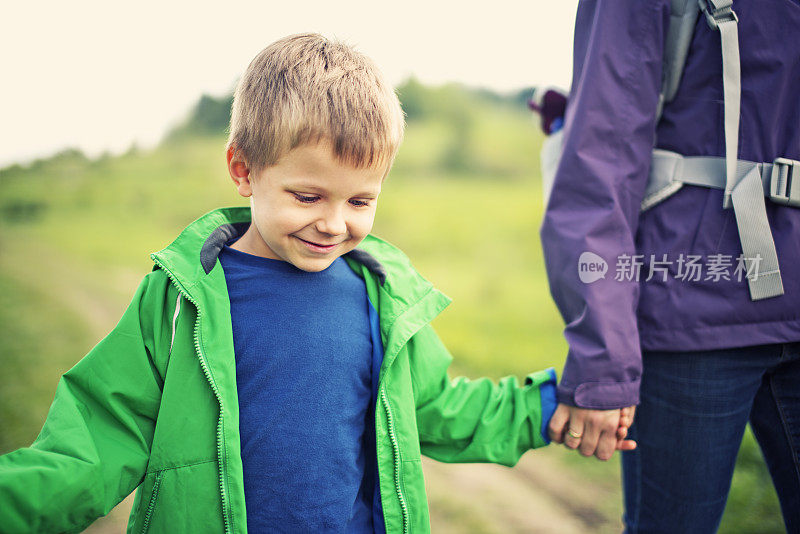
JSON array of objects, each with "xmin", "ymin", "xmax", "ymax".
[{"xmin": 0, "ymin": 33, "xmax": 629, "ymax": 533}]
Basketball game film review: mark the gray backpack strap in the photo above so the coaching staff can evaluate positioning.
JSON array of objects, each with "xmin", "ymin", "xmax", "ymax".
[
  {"xmin": 645, "ymin": 1, "xmax": 782, "ymax": 301},
  {"xmin": 696, "ymin": 1, "xmax": 783, "ymax": 299},
  {"xmin": 647, "ymin": 0, "xmax": 742, "ymax": 209},
  {"xmin": 731, "ymin": 167, "xmax": 784, "ymax": 299},
  {"xmin": 657, "ymin": 0, "xmax": 703, "ymax": 119},
  {"xmin": 645, "ymin": 150, "xmax": 794, "ymax": 300},
  {"xmin": 699, "ymin": 0, "xmax": 741, "ymax": 209},
  {"xmin": 659, "ymin": 1, "xmax": 741, "ymax": 210},
  {"xmin": 646, "ymin": 152, "xmax": 800, "ymax": 207}
]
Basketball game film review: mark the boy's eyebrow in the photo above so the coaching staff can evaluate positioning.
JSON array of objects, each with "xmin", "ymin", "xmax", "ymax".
[{"xmin": 285, "ymin": 182, "xmax": 381, "ymax": 197}]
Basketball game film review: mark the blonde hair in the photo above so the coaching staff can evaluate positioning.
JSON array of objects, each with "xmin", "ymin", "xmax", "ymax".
[{"xmin": 227, "ymin": 33, "xmax": 405, "ymax": 175}]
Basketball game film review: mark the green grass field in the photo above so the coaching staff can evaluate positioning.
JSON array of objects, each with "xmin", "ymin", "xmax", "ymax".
[{"xmin": 0, "ymin": 85, "xmax": 784, "ymax": 532}]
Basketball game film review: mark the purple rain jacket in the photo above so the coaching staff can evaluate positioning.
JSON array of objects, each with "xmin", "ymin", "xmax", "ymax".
[{"xmin": 541, "ymin": 0, "xmax": 800, "ymax": 409}]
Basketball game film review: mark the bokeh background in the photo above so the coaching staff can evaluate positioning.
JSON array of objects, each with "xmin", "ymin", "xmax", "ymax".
[{"xmin": 0, "ymin": 1, "xmax": 783, "ymax": 532}]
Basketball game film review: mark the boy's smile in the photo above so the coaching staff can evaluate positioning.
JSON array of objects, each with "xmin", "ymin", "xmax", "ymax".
[{"xmin": 227, "ymin": 140, "xmax": 385, "ymax": 272}]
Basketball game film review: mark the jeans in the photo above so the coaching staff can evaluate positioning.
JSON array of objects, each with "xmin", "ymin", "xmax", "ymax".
[{"xmin": 622, "ymin": 342, "xmax": 800, "ymax": 533}]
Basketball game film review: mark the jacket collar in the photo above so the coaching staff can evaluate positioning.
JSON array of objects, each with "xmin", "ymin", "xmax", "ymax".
[
  {"xmin": 150, "ymin": 206, "xmax": 451, "ymax": 344},
  {"xmin": 151, "ymin": 207, "xmax": 249, "ymax": 293},
  {"xmin": 151, "ymin": 207, "xmax": 390, "ymax": 289}
]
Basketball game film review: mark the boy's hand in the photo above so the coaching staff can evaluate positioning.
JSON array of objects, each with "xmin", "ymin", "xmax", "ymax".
[
  {"xmin": 548, "ymin": 404, "xmax": 637, "ymax": 461},
  {"xmin": 616, "ymin": 405, "xmax": 636, "ymax": 451}
]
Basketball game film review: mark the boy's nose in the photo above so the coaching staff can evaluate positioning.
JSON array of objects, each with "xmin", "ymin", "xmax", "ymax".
[{"xmin": 315, "ymin": 207, "xmax": 347, "ymax": 236}]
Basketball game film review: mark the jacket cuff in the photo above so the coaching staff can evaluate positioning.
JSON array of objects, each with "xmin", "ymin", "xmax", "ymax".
[
  {"xmin": 525, "ymin": 368, "xmax": 558, "ymax": 446},
  {"xmin": 557, "ymin": 379, "xmax": 640, "ymax": 409}
]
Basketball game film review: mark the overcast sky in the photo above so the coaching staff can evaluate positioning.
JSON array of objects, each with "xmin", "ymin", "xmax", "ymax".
[{"xmin": 0, "ymin": 0, "xmax": 578, "ymax": 168}]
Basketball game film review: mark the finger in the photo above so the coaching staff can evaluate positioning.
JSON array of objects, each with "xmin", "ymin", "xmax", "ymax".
[
  {"xmin": 594, "ymin": 428, "xmax": 618, "ymax": 461},
  {"xmin": 622, "ymin": 406, "xmax": 638, "ymax": 450},
  {"xmin": 619, "ymin": 405, "xmax": 637, "ymax": 428},
  {"xmin": 564, "ymin": 410, "xmax": 586, "ymax": 450},
  {"xmin": 615, "ymin": 417, "xmax": 637, "ymax": 451},
  {"xmin": 548, "ymin": 404, "xmax": 571, "ymax": 444},
  {"xmin": 579, "ymin": 413, "xmax": 611, "ymax": 458},
  {"xmin": 618, "ymin": 408, "xmax": 629, "ymax": 428},
  {"xmin": 565, "ymin": 425, "xmax": 584, "ymax": 450}
]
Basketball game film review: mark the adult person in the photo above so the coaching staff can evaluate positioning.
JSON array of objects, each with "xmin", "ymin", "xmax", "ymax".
[{"xmin": 540, "ymin": 0, "xmax": 800, "ymax": 531}]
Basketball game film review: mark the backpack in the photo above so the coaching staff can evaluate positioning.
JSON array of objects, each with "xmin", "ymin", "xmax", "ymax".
[{"xmin": 532, "ymin": 0, "xmax": 797, "ymax": 301}]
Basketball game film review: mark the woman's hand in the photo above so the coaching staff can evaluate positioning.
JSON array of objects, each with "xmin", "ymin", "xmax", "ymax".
[{"xmin": 548, "ymin": 404, "xmax": 637, "ymax": 461}]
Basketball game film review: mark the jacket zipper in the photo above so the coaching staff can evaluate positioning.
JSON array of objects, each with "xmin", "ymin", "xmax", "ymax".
[
  {"xmin": 140, "ymin": 470, "xmax": 162, "ymax": 533},
  {"xmin": 150, "ymin": 257, "xmax": 233, "ymax": 534},
  {"xmin": 380, "ymin": 386, "xmax": 409, "ymax": 534}
]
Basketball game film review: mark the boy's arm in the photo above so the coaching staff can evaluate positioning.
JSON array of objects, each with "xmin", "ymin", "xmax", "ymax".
[
  {"xmin": 410, "ymin": 325, "xmax": 557, "ymax": 467},
  {"xmin": 0, "ymin": 272, "xmax": 168, "ymax": 533}
]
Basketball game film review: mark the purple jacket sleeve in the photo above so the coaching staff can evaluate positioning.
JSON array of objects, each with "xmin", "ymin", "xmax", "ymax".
[{"xmin": 540, "ymin": 0, "xmax": 669, "ymax": 409}]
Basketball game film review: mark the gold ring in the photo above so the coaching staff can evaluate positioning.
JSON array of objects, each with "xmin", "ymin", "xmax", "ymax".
[{"xmin": 568, "ymin": 429, "xmax": 582, "ymax": 439}]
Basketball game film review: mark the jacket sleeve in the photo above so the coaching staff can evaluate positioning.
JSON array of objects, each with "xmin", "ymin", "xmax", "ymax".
[
  {"xmin": 0, "ymin": 271, "xmax": 169, "ymax": 533},
  {"xmin": 410, "ymin": 325, "xmax": 557, "ymax": 467},
  {"xmin": 539, "ymin": 0, "xmax": 668, "ymax": 409}
]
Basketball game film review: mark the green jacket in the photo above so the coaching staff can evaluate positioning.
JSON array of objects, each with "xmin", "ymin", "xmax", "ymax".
[{"xmin": 0, "ymin": 207, "xmax": 555, "ymax": 533}]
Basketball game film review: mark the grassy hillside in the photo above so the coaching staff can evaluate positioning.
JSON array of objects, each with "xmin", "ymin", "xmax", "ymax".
[{"xmin": 0, "ymin": 82, "xmax": 783, "ymax": 533}]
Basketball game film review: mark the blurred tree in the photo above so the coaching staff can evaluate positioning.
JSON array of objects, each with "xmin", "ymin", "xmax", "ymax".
[
  {"xmin": 440, "ymin": 106, "xmax": 476, "ymax": 173},
  {"xmin": 166, "ymin": 94, "xmax": 233, "ymax": 140},
  {"xmin": 396, "ymin": 77, "xmax": 432, "ymax": 122}
]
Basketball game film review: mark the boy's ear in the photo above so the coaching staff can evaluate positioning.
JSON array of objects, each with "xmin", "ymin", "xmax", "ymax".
[{"xmin": 227, "ymin": 146, "xmax": 253, "ymax": 198}]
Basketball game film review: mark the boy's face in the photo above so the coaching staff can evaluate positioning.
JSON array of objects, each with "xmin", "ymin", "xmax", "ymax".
[{"xmin": 227, "ymin": 141, "xmax": 384, "ymax": 272}]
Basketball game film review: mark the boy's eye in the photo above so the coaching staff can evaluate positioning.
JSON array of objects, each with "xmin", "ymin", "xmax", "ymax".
[
  {"xmin": 293, "ymin": 193, "xmax": 319, "ymax": 203},
  {"xmin": 349, "ymin": 199, "xmax": 371, "ymax": 207}
]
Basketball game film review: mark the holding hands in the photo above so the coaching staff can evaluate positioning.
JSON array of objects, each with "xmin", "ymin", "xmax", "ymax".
[{"xmin": 548, "ymin": 404, "xmax": 637, "ymax": 461}]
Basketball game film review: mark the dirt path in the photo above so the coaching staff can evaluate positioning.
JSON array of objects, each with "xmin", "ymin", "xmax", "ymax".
[
  {"xmin": 2, "ymin": 239, "xmax": 623, "ymax": 533},
  {"xmin": 424, "ymin": 450, "xmax": 623, "ymax": 533}
]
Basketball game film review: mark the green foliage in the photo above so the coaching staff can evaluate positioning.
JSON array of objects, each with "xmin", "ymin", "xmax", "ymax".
[
  {"xmin": 396, "ymin": 77, "xmax": 429, "ymax": 122},
  {"xmin": 393, "ymin": 80, "xmax": 544, "ymax": 179},
  {"xmin": 0, "ymin": 200, "xmax": 46, "ymax": 223},
  {"xmin": 165, "ymin": 93, "xmax": 233, "ymax": 140}
]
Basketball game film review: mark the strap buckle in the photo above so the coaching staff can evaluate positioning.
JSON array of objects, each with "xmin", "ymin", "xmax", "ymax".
[
  {"xmin": 769, "ymin": 157, "xmax": 800, "ymax": 207},
  {"xmin": 698, "ymin": 0, "xmax": 738, "ymax": 30}
]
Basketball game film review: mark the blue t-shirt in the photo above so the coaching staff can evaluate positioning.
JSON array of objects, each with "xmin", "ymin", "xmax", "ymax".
[{"xmin": 219, "ymin": 246, "xmax": 381, "ymax": 533}]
